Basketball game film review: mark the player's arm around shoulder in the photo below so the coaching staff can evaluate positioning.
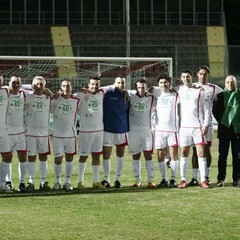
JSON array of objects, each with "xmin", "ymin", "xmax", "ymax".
[
  {"xmin": 172, "ymin": 84, "xmax": 182, "ymax": 93},
  {"xmin": 1, "ymin": 85, "xmax": 10, "ymax": 94},
  {"xmin": 73, "ymin": 90, "xmax": 89, "ymax": 102},
  {"xmin": 100, "ymin": 85, "xmax": 115, "ymax": 93},
  {"xmin": 147, "ymin": 86, "xmax": 161, "ymax": 98}
]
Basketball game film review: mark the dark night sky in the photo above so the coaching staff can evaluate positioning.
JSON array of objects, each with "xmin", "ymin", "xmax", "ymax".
[{"xmin": 224, "ymin": 0, "xmax": 240, "ymax": 45}]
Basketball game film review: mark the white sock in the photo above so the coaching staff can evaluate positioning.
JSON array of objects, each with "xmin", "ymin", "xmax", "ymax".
[
  {"xmin": 65, "ymin": 161, "xmax": 73, "ymax": 184},
  {"xmin": 28, "ymin": 162, "xmax": 36, "ymax": 184},
  {"xmin": 132, "ymin": 159, "xmax": 141, "ymax": 181},
  {"xmin": 19, "ymin": 162, "xmax": 27, "ymax": 184},
  {"xmin": 78, "ymin": 162, "xmax": 86, "ymax": 182},
  {"xmin": 103, "ymin": 159, "xmax": 110, "ymax": 183},
  {"xmin": 192, "ymin": 168, "xmax": 199, "ymax": 179},
  {"xmin": 198, "ymin": 157, "xmax": 207, "ymax": 182},
  {"xmin": 180, "ymin": 157, "xmax": 188, "ymax": 181},
  {"xmin": 115, "ymin": 157, "xmax": 124, "ymax": 181},
  {"xmin": 39, "ymin": 161, "xmax": 48, "ymax": 184},
  {"xmin": 54, "ymin": 163, "xmax": 62, "ymax": 184},
  {"xmin": 1, "ymin": 162, "xmax": 10, "ymax": 185},
  {"xmin": 145, "ymin": 160, "xmax": 154, "ymax": 182},
  {"xmin": 171, "ymin": 160, "xmax": 179, "ymax": 180},
  {"xmin": 6, "ymin": 162, "xmax": 12, "ymax": 182},
  {"xmin": 92, "ymin": 165, "xmax": 100, "ymax": 183},
  {"xmin": 165, "ymin": 158, "xmax": 170, "ymax": 163},
  {"xmin": 158, "ymin": 161, "xmax": 167, "ymax": 180}
]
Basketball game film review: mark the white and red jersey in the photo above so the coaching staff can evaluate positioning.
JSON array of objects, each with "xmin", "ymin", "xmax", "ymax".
[
  {"xmin": 6, "ymin": 90, "xmax": 26, "ymax": 135},
  {"xmin": 75, "ymin": 90, "xmax": 104, "ymax": 132},
  {"xmin": 193, "ymin": 82, "xmax": 223, "ymax": 124},
  {"xmin": 0, "ymin": 87, "xmax": 9, "ymax": 126},
  {"xmin": 25, "ymin": 93, "xmax": 51, "ymax": 136},
  {"xmin": 176, "ymin": 85, "xmax": 210, "ymax": 128},
  {"xmin": 129, "ymin": 92, "xmax": 155, "ymax": 132},
  {"xmin": 153, "ymin": 88, "xmax": 180, "ymax": 132},
  {"xmin": 52, "ymin": 95, "xmax": 80, "ymax": 138}
]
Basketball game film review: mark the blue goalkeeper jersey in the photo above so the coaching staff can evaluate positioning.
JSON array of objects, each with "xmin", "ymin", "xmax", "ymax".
[{"xmin": 103, "ymin": 88, "xmax": 129, "ymax": 133}]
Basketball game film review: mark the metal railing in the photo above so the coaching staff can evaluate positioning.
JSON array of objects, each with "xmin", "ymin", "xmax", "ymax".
[{"xmin": 0, "ymin": 10, "xmax": 223, "ymax": 26}]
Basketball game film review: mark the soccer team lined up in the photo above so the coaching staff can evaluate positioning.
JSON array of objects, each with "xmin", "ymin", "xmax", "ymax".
[{"xmin": 0, "ymin": 65, "xmax": 240, "ymax": 193}]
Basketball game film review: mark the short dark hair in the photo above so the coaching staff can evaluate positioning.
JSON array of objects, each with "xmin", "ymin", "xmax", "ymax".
[
  {"xmin": 89, "ymin": 76, "xmax": 100, "ymax": 81},
  {"xmin": 134, "ymin": 78, "xmax": 147, "ymax": 89},
  {"xmin": 181, "ymin": 69, "xmax": 193, "ymax": 77},
  {"xmin": 197, "ymin": 65, "xmax": 210, "ymax": 74},
  {"xmin": 156, "ymin": 73, "xmax": 172, "ymax": 83}
]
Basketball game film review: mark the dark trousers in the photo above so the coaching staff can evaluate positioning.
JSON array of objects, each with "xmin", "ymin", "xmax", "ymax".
[{"xmin": 217, "ymin": 137, "xmax": 240, "ymax": 181}]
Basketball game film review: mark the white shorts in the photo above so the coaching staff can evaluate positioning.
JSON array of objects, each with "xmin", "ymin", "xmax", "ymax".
[
  {"xmin": 103, "ymin": 132, "xmax": 128, "ymax": 147},
  {"xmin": 53, "ymin": 137, "xmax": 77, "ymax": 157},
  {"xmin": 9, "ymin": 133, "xmax": 27, "ymax": 152},
  {"xmin": 128, "ymin": 131, "xmax": 153, "ymax": 155},
  {"xmin": 78, "ymin": 131, "xmax": 103, "ymax": 156},
  {"xmin": 179, "ymin": 128, "xmax": 206, "ymax": 147},
  {"xmin": 155, "ymin": 131, "xmax": 179, "ymax": 149},
  {"xmin": 27, "ymin": 136, "xmax": 51, "ymax": 156},
  {"xmin": 0, "ymin": 127, "xmax": 11, "ymax": 153}
]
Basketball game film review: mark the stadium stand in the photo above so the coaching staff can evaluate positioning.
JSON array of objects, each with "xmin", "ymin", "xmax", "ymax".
[
  {"xmin": 69, "ymin": 25, "xmax": 210, "ymax": 74},
  {"xmin": 0, "ymin": 0, "xmax": 228, "ymax": 80},
  {"xmin": 0, "ymin": 26, "xmax": 54, "ymax": 56}
]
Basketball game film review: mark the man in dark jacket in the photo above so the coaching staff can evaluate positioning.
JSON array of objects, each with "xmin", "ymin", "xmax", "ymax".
[{"xmin": 213, "ymin": 75, "xmax": 240, "ymax": 187}]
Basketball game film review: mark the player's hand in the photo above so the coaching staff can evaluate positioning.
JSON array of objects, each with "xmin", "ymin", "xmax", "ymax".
[
  {"xmin": 79, "ymin": 88, "xmax": 88, "ymax": 94},
  {"xmin": 53, "ymin": 90, "xmax": 63, "ymax": 99},
  {"xmin": 147, "ymin": 86, "xmax": 154, "ymax": 93},
  {"xmin": 43, "ymin": 88, "xmax": 54, "ymax": 99},
  {"xmin": 201, "ymin": 126, "xmax": 208, "ymax": 135}
]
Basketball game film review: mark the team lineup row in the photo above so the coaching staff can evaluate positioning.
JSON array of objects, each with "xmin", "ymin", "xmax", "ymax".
[{"xmin": 0, "ymin": 66, "xmax": 239, "ymax": 193}]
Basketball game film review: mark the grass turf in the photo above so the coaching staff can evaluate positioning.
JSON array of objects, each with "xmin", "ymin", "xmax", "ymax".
[{"xmin": 0, "ymin": 132, "xmax": 239, "ymax": 240}]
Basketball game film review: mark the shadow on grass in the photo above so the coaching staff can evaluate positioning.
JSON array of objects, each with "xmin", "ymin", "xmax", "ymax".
[
  {"xmin": 0, "ymin": 185, "xmax": 160, "ymax": 198},
  {"xmin": 0, "ymin": 181, "xmax": 238, "ymax": 198}
]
